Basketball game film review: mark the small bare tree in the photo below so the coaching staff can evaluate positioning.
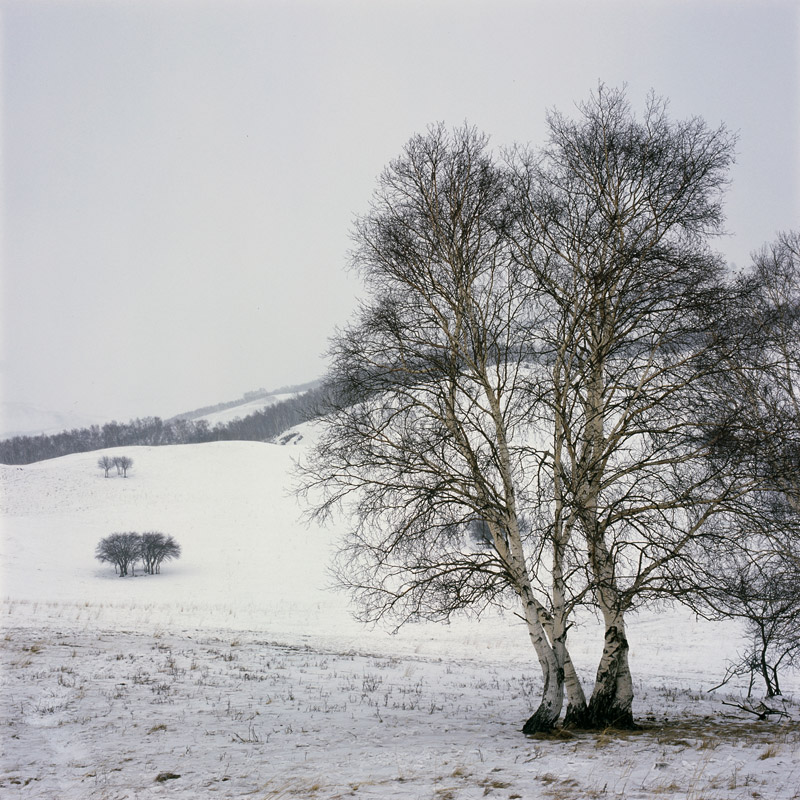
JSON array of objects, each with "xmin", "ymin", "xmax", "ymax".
[
  {"xmin": 709, "ymin": 541, "xmax": 800, "ymax": 698},
  {"xmin": 95, "ymin": 532, "xmax": 141, "ymax": 576},
  {"xmin": 97, "ymin": 455, "xmax": 114, "ymax": 478},
  {"xmin": 139, "ymin": 532, "xmax": 181, "ymax": 574},
  {"xmin": 113, "ymin": 456, "xmax": 133, "ymax": 477},
  {"xmin": 705, "ymin": 232, "xmax": 800, "ymax": 697}
]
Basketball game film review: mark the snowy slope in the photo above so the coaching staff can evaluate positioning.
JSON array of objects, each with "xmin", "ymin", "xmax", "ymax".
[
  {"xmin": 193, "ymin": 392, "xmax": 297, "ymax": 427},
  {"xmin": 0, "ymin": 427, "xmax": 358, "ymax": 648},
  {"xmin": 0, "ymin": 428, "xmax": 747, "ymax": 675},
  {"xmin": 2, "ymin": 430, "xmax": 799, "ymax": 800}
]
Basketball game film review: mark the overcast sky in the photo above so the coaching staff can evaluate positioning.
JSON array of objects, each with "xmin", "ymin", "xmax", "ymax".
[{"xmin": 2, "ymin": 0, "xmax": 798, "ymax": 425}]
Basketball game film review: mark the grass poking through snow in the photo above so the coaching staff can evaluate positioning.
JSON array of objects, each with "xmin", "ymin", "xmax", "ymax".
[{"xmin": 1, "ymin": 622, "xmax": 798, "ymax": 800}]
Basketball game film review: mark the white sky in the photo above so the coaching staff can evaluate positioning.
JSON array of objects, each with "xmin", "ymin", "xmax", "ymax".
[{"xmin": 1, "ymin": 0, "xmax": 798, "ymax": 424}]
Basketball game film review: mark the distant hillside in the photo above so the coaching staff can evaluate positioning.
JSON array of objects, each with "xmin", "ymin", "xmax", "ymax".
[
  {"xmin": 0, "ymin": 381, "xmax": 328, "ymax": 465},
  {"xmin": 0, "ymin": 432, "xmax": 354, "ymax": 641},
  {"xmin": 170, "ymin": 379, "xmax": 322, "ymax": 423},
  {"xmin": 0, "ymin": 401, "xmax": 96, "ymax": 439}
]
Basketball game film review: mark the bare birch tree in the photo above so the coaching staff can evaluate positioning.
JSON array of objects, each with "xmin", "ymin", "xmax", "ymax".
[
  {"xmin": 509, "ymin": 85, "xmax": 741, "ymax": 727},
  {"xmin": 299, "ymin": 90, "xmax": 774, "ymax": 733},
  {"xmin": 299, "ymin": 124, "xmax": 582, "ymax": 732}
]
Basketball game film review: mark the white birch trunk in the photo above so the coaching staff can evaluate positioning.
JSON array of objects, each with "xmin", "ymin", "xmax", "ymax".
[
  {"xmin": 587, "ymin": 596, "xmax": 635, "ymax": 728},
  {"xmin": 518, "ymin": 579, "xmax": 564, "ymax": 734},
  {"xmin": 443, "ymin": 375, "xmax": 564, "ymax": 732},
  {"xmin": 551, "ymin": 367, "xmax": 588, "ymax": 725},
  {"xmin": 581, "ymin": 338, "xmax": 635, "ymax": 727},
  {"xmin": 485, "ymin": 387, "xmax": 565, "ymax": 732}
]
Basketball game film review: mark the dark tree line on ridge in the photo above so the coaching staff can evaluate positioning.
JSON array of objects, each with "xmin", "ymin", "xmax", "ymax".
[{"xmin": 0, "ymin": 387, "xmax": 325, "ymax": 465}]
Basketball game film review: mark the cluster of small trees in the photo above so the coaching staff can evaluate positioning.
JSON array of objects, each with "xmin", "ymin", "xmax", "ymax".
[
  {"xmin": 97, "ymin": 455, "xmax": 134, "ymax": 478},
  {"xmin": 299, "ymin": 85, "xmax": 800, "ymax": 733},
  {"xmin": 95, "ymin": 532, "xmax": 181, "ymax": 577}
]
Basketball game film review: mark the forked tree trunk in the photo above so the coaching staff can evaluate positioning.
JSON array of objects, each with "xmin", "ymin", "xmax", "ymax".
[
  {"xmin": 535, "ymin": 603, "xmax": 587, "ymax": 728},
  {"xmin": 545, "ymin": 571, "xmax": 588, "ymax": 728},
  {"xmin": 759, "ymin": 643, "xmax": 780, "ymax": 698}
]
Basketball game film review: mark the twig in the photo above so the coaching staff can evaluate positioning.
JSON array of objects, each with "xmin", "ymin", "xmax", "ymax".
[{"xmin": 720, "ymin": 699, "xmax": 789, "ymax": 720}]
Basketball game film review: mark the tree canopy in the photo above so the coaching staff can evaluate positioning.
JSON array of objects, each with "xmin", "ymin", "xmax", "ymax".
[{"xmin": 300, "ymin": 86, "xmax": 798, "ymax": 732}]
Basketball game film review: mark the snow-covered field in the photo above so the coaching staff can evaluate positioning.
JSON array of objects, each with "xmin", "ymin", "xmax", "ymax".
[{"xmin": 1, "ymin": 427, "xmax": 798, "ymax": 799}]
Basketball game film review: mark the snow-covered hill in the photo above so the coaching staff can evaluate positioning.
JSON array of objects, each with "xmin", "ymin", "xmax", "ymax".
[
  {"xmin": 2, "ymin": 430, "xmax": 798, "ymax": 799},
  {"xmin": 0, "ymin": 426, "xmax": 756, "ymax": 672},
  {"xmin": 0, "ymin": 426, "xmax": 357, "ymax": 646},
  {"xmin": 193, "ymin": 392, "xmax": 297, "ymax": 427},
  {"xmin": 3, "ymin": 425, "xmax": 791, "ymax": 685},
  {"xmin": 0, "ymin": 381, "xmax": 317, "ymax": 443}
]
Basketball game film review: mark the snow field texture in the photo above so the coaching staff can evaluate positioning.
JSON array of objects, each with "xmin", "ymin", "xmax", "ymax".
[{"xmin": 1, "ymin": 427, "xmax": 799, "ymax": 798}]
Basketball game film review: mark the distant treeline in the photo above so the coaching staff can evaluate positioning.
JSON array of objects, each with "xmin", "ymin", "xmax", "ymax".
[{"xmin": 0, "ymin": 387, "xmax": 327, "ymax": 465}]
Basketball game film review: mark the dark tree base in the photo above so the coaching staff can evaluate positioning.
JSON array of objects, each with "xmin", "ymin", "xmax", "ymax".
[
  {"xmin": 585, "ymin": 698, "xmax": 637, "ymax": 730},
  {"xmin": 562, "ymin": 702, "xmax": 591, "ymax": 729},
  {"xmin": 521, "ymin": 706, "xmax": 558, "ymax": 735}
]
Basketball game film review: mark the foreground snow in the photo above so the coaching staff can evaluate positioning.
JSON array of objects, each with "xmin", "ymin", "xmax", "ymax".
[
  {"xmin": 1, "ymin": 431, "xmax": 798, "ymax": 798},
  {"xmin": 3, "ymin": 624, "xmax": 798, "ymax": 800}
]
